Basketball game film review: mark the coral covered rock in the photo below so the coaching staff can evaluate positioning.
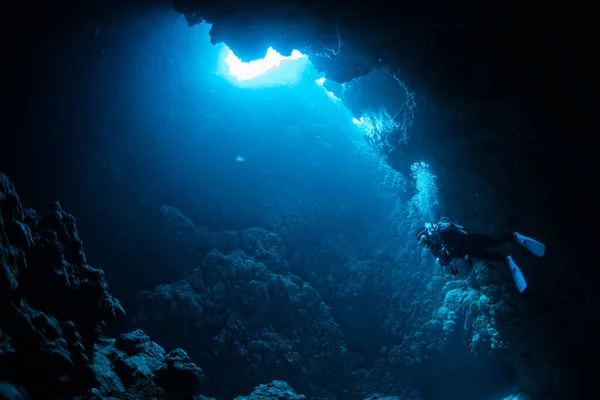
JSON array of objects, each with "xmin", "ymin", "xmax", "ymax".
[
  {"xmin": 21, "ymin": 200, "xmax": 125, "ymax": 351},
  {"xmin": 0, "ymin": 172, "xmax": 205, "ymax": 400},
  {"xmin": 83, "ymin": 330, "xmax": 203, "ymax": 399},
  {"xmin": 136, "ymin": 226, "xmax": 357, "ymax": 398},
  {"xmin": 233, "ymin": 380, "xmax": 305, "ymax": 400}
]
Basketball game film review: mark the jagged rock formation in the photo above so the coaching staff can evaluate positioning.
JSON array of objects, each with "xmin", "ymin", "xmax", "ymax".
[
  {"xmin": 233, "ymin": 381, "xmax": 305, "ymax": 400},
  {"xmin": 0, "ymin": 173, "xmax": 204, "ymax": 400},
  {"xmin": 89, "ymin": 330, "xmax": 203, "ymax": 399},
  {"xmin": 135, "ymin": 224, "xmax": 363, "ymax": 399}
]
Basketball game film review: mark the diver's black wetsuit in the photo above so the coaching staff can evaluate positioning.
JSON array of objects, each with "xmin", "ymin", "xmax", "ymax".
[
  {"xmin": 420, "ymin": 221, "xmax": 544, "ymax": 289},
  {"xmin": 432, "ymin": 224, "xmax": 514, "ymax": 265}
]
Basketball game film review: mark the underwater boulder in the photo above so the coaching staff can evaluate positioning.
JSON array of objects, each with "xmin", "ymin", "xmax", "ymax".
[{"xmin": 233, "ymin": 380, "xmax": 306, "ymax": 400}]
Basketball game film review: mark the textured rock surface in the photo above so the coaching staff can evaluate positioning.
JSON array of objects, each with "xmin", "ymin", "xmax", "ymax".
[
  {"xmin": 0, "ymin": 173, "xmax": 204, "ymax": 400},
  {"xmin": 133, "ymin": 206, "xmax": 527, "ymax": 399},
  {"xmin": 85, "ymin": 330, "xmax": 204, "ymax": 399},
  {"xmin": 233, "ymin": 381, "xmax": 305, "ymax": 400},
  {"xmin": 135, "ymin": 218, "xmax": 364, "ymax": 399}
]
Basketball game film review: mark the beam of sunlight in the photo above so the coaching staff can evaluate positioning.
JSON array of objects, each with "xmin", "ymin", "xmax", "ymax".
[
  {"xmin": 225, "ymin": 47, "xmax": 305, "ymax": 81},
  {"xmin": 314, "ymin": 77, "xmax": 341, "ymax": 103}
]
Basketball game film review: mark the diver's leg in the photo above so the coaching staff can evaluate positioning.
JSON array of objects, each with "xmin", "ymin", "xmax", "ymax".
[
  {"xmin": 468, "ymin": 232, "xmax": 514, "ymax": 248},
  {"xmin": 507, "ymin": 255, "xmax": 527, "ymax": 292},
  {"xmin": 466, "ymin": 247, "xmax": 507, "ymax": 262}
]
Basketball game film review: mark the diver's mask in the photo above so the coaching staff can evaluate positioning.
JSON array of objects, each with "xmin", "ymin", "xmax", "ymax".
[
  {"xmin": 416, "ymin": 227, "xmax": 430, "ymax": 247},
  {"xmin": 417, "ymin": 222, "xmax": 437, "ymax": 248}
]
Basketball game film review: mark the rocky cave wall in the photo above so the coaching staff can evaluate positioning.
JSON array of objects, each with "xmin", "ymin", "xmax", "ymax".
[
  {"xmin": 129, "ymin": 192, "xmax": 574, "ymax": 400},
  {"xmin": 0, "ymin": 167, "xmax": 533, "ymax": 400},
  {"xmin": 0, "ymin": 161, "xmax": 577, "ymax": 400},
  {"xmin": 0, "ymin": 172, "xmax": 207, "ymax": 399},
  {"xmin": 0, "ymin": 173, "xmax": 324, "ymax": 400}
]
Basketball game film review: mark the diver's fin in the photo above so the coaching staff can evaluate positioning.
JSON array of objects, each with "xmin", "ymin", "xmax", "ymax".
[
  {"xmin": 514, "ymin": 232, "xmax": 545, "ymax": 257},
  {"xmin": 507, "ymin": 256, "xmax": 527, "ymax": 292}
]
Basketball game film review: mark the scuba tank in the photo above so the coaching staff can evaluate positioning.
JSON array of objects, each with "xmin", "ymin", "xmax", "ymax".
[{"xmin": 436, "ymin": 217, "xmax": 469, "ymax": 234}]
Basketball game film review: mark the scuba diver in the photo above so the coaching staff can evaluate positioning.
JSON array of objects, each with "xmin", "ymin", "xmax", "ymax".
[{"xmin": 416, "ymin": 219, "xmax": 545, "ymax": 292}]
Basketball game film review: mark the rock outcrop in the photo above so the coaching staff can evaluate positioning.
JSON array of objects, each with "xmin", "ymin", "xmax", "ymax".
[
  {"xmin": 233, "ymin": 381, "xmax": 305, "ymax": 400},
  {"xmin": 0, "ymin": 172, "xmax": 204, "ymax": 400},
  {"xmin": 135, "ymin": 224, "xmax": 362, "ymax": 399}
]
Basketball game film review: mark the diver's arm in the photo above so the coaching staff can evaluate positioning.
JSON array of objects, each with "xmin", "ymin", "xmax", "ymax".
[
  {"xmin": 434, "ymin": 245, "xmax": 459, "ymax": 275},
  {"xmin": 437, "ymin": 249, "xmax": 453, "ymax": 267}
]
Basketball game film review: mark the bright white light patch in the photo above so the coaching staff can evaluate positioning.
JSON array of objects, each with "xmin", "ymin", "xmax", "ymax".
[
  {"xmin": 225, "ymin": 47, "xmax": 306, "ymax": 82},
  {"xmin": 352, "ymin": 116, "xmax": 374, "ymax": 135},
  {"xmin": 314, "ymin": 77, "xmax": 341, "ymax": 103},
  {"xmin": 325, "ymin": 90, "xmax": 340, "ymax": 102}
]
